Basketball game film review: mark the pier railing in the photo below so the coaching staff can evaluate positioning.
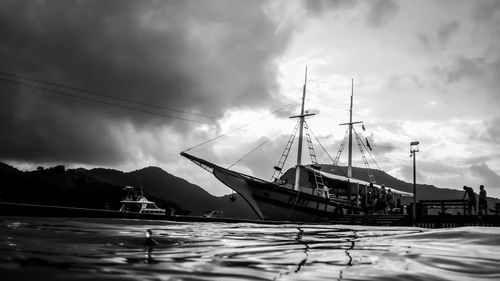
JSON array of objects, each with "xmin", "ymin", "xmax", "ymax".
[
  {"xmin": 412, "ymin": 215, "xmax": 500, "ymax": 228},
  {"xmin": 418, "ymin": 199, "xmax": 469, "ymax": 215}
]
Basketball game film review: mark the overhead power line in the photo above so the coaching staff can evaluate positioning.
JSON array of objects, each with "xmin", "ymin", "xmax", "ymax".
[
  {"xmin": 0, "ymin": 77, "xmax": 211, "ymax": 124},
  {"xmin": 0, "ymin": 71, "xmax": 216, "ymax": 120}
]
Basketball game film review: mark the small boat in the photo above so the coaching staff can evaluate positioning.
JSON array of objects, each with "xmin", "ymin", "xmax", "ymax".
[
  {"xmin": 182, "ymin": 70, "xmax": 413, "ymax": 222},
  {"xmin": 119, "ymin": 186, "xmax": 166, "ymax": 215},
  {"xmin": 203, "ymin": 210, "xmax": 224, "ymax": 218}
]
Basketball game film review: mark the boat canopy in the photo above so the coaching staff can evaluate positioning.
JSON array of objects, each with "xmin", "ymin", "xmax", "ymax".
[{"xmin": 303, "ymin": 165, "xmax": 413, "ymax": 197}]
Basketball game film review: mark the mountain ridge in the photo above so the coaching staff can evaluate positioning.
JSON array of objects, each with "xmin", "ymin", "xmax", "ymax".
[
  {"xmin": 0, "ymin": 163, "xmax": 258, "ymax": 219},
  {"xmin": 1, "ymin": 162, "xmax": 497, "ymax": 218}
]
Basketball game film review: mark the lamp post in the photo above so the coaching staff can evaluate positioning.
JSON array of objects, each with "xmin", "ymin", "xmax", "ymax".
[{"xmin": 410, "ymin": 141, "xmax": 419, "ymax": 220}]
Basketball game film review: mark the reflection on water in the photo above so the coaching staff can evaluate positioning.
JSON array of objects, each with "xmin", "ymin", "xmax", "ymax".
[{"xmin": 1, "ymin": 217, "xmax": 499, "ymax": 281}]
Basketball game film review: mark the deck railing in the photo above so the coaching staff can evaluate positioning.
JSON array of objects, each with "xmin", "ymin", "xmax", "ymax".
[{"xmin": 418, "ymin": 199, "xmax": 469, "ymax": 215}]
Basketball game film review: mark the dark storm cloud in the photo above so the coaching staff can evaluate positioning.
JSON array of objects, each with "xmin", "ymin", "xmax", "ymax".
[{"xmin": 0, "ymin": 0, "xmax": 292, "ymax": 165}]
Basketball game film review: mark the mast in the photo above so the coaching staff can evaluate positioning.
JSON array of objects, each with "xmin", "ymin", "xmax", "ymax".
[
  {"xmin": 339, "ymin": 78, "xmax": 362, "ymax": 179},
  {"xmin": 348, "ymin": 78, "xmax": 353, "ymax": 178},
  {"xmin": 294, "ymin": 67, "xmax": 308, "ymax": 191}
]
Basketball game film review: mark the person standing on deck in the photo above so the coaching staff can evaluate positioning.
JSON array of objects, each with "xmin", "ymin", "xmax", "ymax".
[
  {"xmin": 386, "ymin": 189, "xmax": 394, "ymax": 212},
  {"xmin": 463, "ymin": 186, "xmax": 477, "ymax": 215},
  {"xmin": 367, "ymin": 184, "xmax": 374, "ymax": 214},
  {"xmin": 322, "ymin": 185, "xmax": 330, "ymax": 199},
  {"xmin": 359, "ymin": 190, "xmax": 368, "ymax": 214},
  {"xmin": 380, "ymin": 185, "xmax": 387, "ymax": 214},
  {"xmin": 479, "ymin": 185, "xmax": 488, "ymax": 215},
  {"xmin": 373, "ymin": 194, "xmax": 380, "ymax": 214}
]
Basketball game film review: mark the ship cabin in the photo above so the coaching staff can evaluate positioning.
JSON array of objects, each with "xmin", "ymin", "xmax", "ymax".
[{"xmin": 278, "ymin": 165, "xmax": 413, "ymax": 213}]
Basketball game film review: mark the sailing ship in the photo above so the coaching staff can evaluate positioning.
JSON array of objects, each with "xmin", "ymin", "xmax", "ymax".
[{"xmin": 181, "ymin": 70, "xmax": 412, "ymax": 222}]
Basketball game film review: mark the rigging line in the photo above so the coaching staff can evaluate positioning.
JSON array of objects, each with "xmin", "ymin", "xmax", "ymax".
[
  {"xmin": 305, "ymin": 99, "xmax": 350, "ymax": 111},
  {"xmin": 227, "ymin": 130, "xmax": 281, "ymax": 169},
  {"xmin": 0, "ymin": 70, "xmax": 216, "ymax": 120},
  {"xmin": 182, "ymin": 101, "xmax": 298, "ymax": 152},
  {"xmin": 305, "ymin": 121, "xmax": 347, "ymax": 177},
  {"xmin": 0, "ymin": 78, "xmax": 210, "ymax": 124},
  {"xmin": 271, "ymin": 119, "xmax": 300, "ymax": 181},
  {"xmin": 354, "ymin": 129, "xmax": 396, "ymax": 185},
  {"xmin": 355, "ymin": 129, "xmax": 379, "ymax": 164},
  {"xmin": 371, "ymin": 145, "xmax": 396, "ymax": 149},
  {"xmin": 353, "ymin": 129, "xmax": 382, "ymax": 171}
]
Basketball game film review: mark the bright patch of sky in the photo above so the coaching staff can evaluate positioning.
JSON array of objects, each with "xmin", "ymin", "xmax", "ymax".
[{"xmin": 191, "ymin": 0, "xmax": 500, "ymax": 197}]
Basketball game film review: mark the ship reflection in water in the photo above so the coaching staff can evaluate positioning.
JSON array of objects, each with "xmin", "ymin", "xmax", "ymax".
[{"xmin": 1, "ymin": 217, "xmax": 499, "ymax": 281}]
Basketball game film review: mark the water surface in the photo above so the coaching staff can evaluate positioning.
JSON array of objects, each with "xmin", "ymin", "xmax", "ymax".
[{"xmin": 1, "ymin": 217, "xmax": 499, "ymax": 280}]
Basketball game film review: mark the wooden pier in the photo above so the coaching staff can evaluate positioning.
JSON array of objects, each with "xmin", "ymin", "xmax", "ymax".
[{"xmin": 2, "ymin": 201, "xmax": 500, "ymax": 228}]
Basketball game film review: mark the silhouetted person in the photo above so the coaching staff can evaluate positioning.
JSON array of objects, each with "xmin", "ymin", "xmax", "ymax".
[
  {"xmin": 463, "ymin": 186, "xmax": 477, "ymax": 215},
  {"xmin": 395, "ymin": 198, "xmax": 402, "ymax": 214},
  {"xmin": 374, "ymin": 194, "xmax": 384, "ymax": 214},
  {"xmin": 479, "ymin": 185, "xmax": 488, "ymax": 215},
  {"xmin": 380, "ymin": 185, "xmax": 387, "ymax": 214},
  {"xmin": 367, "ymin": 183, "xmax": 374, "ymax": 214},
  {"xmin": 322, "ymin": 185, "xmax": 330, "ymax": 198},
  {"xmin": 359, "ymin": 191, "xmax": 368, "ymax": 214},
  {"xmin": 386, "ymin": 189, "xmax": 394, "ymax": 212}
]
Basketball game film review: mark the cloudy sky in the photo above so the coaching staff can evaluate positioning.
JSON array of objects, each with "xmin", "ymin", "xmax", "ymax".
[{"xmin": 1, "ymin": 0, "xmax": 500, "ymax": 198}]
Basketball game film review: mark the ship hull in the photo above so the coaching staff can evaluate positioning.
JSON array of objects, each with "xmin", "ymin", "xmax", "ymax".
[
  {"xmin": 181, "ymin": 151, "xmax": 354, "ymax": 222},
  {"xmin": 213, "ymin": 167, "xmax": 349, "ymax": 222}
]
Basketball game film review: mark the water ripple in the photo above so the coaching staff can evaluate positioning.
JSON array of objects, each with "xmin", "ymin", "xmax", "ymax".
[{"xmin": 0, "ymin": 217, "xmax": 499, "ymax": 281}]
